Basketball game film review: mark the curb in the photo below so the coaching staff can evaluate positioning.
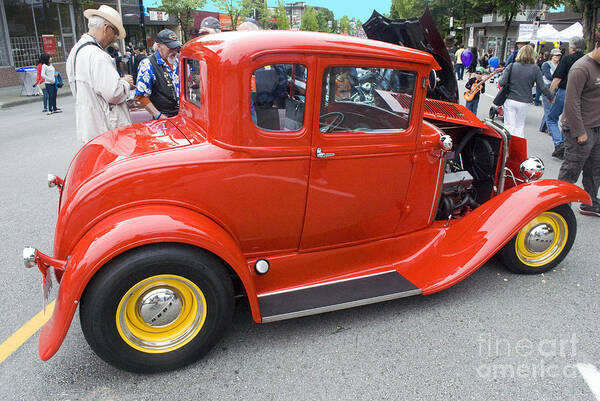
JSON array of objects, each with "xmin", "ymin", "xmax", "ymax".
[{"xmin": 0, "ymin": 90, "xmax": 72, "ymax": 110}]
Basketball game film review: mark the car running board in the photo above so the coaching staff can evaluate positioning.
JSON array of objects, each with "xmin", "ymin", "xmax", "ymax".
[{"xmin": 258, "ymin": 270, "xmax": 421, "ymax": 323}]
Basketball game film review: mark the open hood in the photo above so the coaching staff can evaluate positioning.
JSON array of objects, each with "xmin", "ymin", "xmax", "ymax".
[{"xmin": 363, "ymin": 8, "xmax": 459, "ymax": 104}]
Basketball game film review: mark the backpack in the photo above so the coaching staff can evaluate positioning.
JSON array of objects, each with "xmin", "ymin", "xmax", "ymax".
[{"xmin": 55, "ymin": 72, "xmax": 64, "ymax": 88}]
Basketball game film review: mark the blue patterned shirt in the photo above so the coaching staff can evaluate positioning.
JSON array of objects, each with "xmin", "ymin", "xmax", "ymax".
[{"xmin": 135, "ymin": 51, "xmax": 179, "ymax": 101}]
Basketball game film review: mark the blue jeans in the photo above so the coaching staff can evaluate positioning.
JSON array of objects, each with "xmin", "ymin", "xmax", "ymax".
[
  {"xmin": 546, "ymin": 88, "xmax": 565, "ymax": 146},
  {"xmin": 455, "ymin": 64, "xmax": 464, "ymax": 80},
  {"xmin": 45, "ymin": 83, "xmax": 57, "ymax": 112},
  {"xmin": 539, "ymin": 93, "xmax": 552, "ymax": 131},
  {"xmin": 534, "ymin": 86, "xmax": 542, "ymax": 106},
  {"xmin": 41, "ymin": 87, "xmax": 48, "ymax": 111},
  {"xmin": 466, "ymin": 98, "xmax": 479, "ymax": 115}
]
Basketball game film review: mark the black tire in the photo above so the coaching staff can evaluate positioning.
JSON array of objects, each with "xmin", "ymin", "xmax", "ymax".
[
  {"xmin": 488, "ymin": 106, "xmax": 497, "ymax": 120},
  {"xmin": 80, "ymin": 244, "xmax": 234, "ymax": 373},
  {"xmin": 498, "ymin": 204, "xmax": 576, "ymax": 274}
]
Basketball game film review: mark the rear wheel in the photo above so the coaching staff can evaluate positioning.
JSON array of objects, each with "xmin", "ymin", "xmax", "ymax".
[
  {"xmin": 488, "ymin": 106, "xmax": 497, "ymax": 119},
  {"xmin": 80, "ymin": 244, "xmax": 234, "ymax": 373},
  {"xmin": 498, "ymin": 204, "xmax": 576, "ymax": 274}
]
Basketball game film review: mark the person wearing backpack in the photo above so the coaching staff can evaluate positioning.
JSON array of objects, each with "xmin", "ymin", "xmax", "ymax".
[{"xmin": 40, "ymin": 53, "xmax": 62, "ymax": 115}]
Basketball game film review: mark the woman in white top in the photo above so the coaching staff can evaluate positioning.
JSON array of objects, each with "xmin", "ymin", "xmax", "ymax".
[{"xmin": 40, "ymin": 54, "xmax": 62, "ymax": 115}]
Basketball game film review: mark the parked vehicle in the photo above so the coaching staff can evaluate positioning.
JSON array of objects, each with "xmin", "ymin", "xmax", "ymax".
[{"xmin": 24, "ymin": 30, "xmax": 590, "ymax": 373}]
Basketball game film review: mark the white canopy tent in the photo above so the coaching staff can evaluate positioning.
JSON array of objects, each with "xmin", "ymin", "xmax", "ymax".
[
  {"xmin": 535, "ymin": 24, "xmax": 563, "ymax": 43},
  {"xmin": 558, "ymin": 22, "xmax": 584, "ymax": 41}
]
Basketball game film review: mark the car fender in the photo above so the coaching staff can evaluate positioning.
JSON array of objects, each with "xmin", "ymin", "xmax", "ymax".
[
  {"xmin": 39, "ymin": 204, "xmax": 257, "ymax": 361},
  {"xmin": 396, "ymin": 180, "xmax": 591, "ymax": 294}
]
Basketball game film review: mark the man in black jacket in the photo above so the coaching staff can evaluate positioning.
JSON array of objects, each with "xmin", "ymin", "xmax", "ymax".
[{"xmin": 135, "ymin": 29, "xmax": 181, "ymax": 119}]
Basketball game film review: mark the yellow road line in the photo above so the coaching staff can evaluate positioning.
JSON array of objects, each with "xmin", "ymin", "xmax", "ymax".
[{"xmin": 0, "ymin": 301, "xmax": 55, "ymax": 364}]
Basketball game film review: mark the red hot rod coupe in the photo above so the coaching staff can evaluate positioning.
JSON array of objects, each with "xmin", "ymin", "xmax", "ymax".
[{"xmin": 24, "ymin": 30, "xmax": 590, "ymax": 372}]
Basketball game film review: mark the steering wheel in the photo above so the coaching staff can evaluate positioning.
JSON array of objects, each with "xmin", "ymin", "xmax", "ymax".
[{"xmin": 319, "ymin": 112, "xmax": 345, "ymax": 133}]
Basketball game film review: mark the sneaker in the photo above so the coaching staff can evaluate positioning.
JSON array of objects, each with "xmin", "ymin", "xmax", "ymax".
[
  {"xmin": 46, "ymin": 111, "xmax": 52, "ymax": 115},
  {"xmin": 42, "ymin": 109, "xmax": 47, "ymax": 113},
  {"xmin": 53, "ymin": 109, "xmax": 63, "ymax": 113},
  {"xmin": 552, "ymin": 143, "xmax": 565, "ymax": 159},
  {"xmin": 579, "ymin": 204, "xmax": 600, "ymax": 217}
]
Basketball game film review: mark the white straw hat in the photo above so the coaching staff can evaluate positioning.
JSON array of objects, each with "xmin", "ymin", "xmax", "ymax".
[{"xmin": 84, "ymin": 5, "xmax": 126, "ymax": 40}]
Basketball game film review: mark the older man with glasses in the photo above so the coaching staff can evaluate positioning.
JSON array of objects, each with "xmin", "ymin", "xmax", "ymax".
[{"xmin": 66, "ymin": 5, "xmax": 135, "ymax": 143}]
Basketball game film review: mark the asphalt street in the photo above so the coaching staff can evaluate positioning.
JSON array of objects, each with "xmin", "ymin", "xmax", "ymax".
[{"xmin": 0, "ymin": 83, "xmax": 598, "ymax": 401}]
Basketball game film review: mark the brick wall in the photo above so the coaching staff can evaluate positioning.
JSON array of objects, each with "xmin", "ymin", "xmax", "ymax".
[{"xmin": 0, "ymin": 62, "xmax": 67, "ymax": 88}]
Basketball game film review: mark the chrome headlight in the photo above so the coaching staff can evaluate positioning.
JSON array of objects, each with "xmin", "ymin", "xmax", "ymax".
[
  {"xmin": 520, "ymin": 157, "xmax": 544, "ymax": 182},
  {"xmin": 440, "ymin": 135, "xmax": 453, "ymax": 151},
  {"xmin": 23, "ymin": 247, "xmax": 36, "ymax": 269}
]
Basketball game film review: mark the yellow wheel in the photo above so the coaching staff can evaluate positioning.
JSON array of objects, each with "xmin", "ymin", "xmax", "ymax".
[
  {"xmin": 116, "ymin": 275, "xmax": 207, "ymax": 353},
  {"xmin": 80, "ymin": 245, "xmax": 234, "ymax": 373},
  {"xmin": 499, "ymin": 204, "xmax": 576, "ymax": 274}
]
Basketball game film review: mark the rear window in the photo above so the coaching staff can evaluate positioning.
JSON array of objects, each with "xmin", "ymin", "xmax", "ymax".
[
  {"xmin": 184, "ymin": 59, "xmax": 201, "ymax": 108},
  {"xmin": 251, "ymin": 64, "xmax": 307, "ymax": 132}
]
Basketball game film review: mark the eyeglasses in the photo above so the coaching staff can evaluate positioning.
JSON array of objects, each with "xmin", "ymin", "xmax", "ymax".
[{"xmin": 108, "ymin": 25, "xmax": 119, "ymax": 36}]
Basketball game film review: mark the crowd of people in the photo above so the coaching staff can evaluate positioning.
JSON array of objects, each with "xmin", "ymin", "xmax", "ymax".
[
  {"xmin": 38, "ymin": 5, "xmax": 600, "ymax": 218},
  {"xmin": 447, "ymin": 35, "xmax": 600, "ymax": 217}
]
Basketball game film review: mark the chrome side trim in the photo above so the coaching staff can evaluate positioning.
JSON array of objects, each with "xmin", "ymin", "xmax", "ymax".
[
  {"xmin": 428, "ymin": 157, "xmax": 444, "ymax": 224},
  {"xmin": 484, "ymin": 118, "xmax": 510, "ymax": 193},
  {"xmin": 262, "ymin": 289, "xmax": 422, "ymax": 323},
  {"xmin": 258, "ymin": 269, "xmax": 395, "ymax": 298}
]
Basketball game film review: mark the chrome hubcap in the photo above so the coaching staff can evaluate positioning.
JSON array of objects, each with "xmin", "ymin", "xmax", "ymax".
[
  {"xmin": 524, "ymin": 223, "xmax": 555, "ymax": 253},
  {"xmin": 138, "ymin": 288, "xmax": 182, "ymax": 327}
]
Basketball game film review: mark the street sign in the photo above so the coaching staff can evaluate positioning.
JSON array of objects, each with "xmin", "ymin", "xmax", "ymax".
[{"xmin": 42, "ymin": 35, "xmax": 56, "ymax": 55}]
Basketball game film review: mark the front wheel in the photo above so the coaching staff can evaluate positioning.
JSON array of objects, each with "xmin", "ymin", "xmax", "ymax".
[
  {"xmin": 80, "ymin": 244, "xmax": 234, "ymax": 373},
  {"xmin": 498, "ymin": 204, "xmax": 576, "ymax": 274},
  {"xmin": 488, "ymin": 106, "xmax": 497, "ymax": 120}
]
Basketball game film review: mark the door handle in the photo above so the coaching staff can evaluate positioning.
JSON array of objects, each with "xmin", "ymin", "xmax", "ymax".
[{"xmin": 315, "ymin": 147, "xmax": 335, "ymax": 158}]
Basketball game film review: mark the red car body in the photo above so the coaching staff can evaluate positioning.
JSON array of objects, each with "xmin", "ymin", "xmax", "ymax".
[{"xmin": 27, "ymin": 31, "xmax": 590, "ymax": 371}]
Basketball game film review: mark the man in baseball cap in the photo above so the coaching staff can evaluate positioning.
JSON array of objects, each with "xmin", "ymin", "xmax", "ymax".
[
  {"xmin": 198, "ymin": 16, "xmax": 221, "ymax": 36},
  {"xmin": 134, "ymin": 29, "xmax": 181, "ymax": 119},
  {"xmin": 155, "ymin": 28, "xmax": 182, "ymax": 49}
]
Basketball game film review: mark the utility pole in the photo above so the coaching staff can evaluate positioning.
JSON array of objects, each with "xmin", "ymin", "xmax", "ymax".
[
  {"xmin": 138, "ymin": 0, "xmax": 147, "ymax": 50},
  {"xmin": 116, "ymin": 0, "xmax": 125, "ymax": 51}
]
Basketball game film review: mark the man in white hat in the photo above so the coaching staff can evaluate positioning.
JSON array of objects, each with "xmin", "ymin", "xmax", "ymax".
[{"xmin": 66, "ymin": 5, "xmax": 135, "ymax": 143}]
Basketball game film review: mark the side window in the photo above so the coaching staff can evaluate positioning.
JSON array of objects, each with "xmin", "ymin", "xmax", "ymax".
[
  {"xmin": 251, "ymin": 64, "xmax": 307, "ymax": 132},
  {"xmin": 320, "ymin": 67, "xmax": 417, "ymax": 133},
  {"xmin": 185, "ymin": 59, "xmax": 201, "ymax": 107}
]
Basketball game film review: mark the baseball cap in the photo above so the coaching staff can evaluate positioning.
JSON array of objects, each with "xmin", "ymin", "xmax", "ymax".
[
  {"xmin": 200, "ymin": 17, "xmax": 221, "ymax": 33},
  {"xmin": 155, "ymin": 29, "xmax": 182, "ymax": 49},
  {"xmin": 550, "ymin": 48, "xmax": 561, "ymax": 56},
  {"xmin": 476, "ymin": 67, "xmax": 484, "ymax": 73}
]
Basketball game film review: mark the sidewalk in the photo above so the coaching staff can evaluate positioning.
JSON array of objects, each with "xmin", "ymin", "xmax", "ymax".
[{"xmin": 0, "ymin": 84, "xmax": 72, "ymax": 109}]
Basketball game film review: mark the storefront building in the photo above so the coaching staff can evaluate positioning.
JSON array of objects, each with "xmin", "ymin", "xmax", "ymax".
[
  {"xmin": 0, "ymin": 0, "xmax": 178, "ymax": 88},
  {"xmin": 465, "ymin": 5, "xmax": 584, "ymax": 61}
]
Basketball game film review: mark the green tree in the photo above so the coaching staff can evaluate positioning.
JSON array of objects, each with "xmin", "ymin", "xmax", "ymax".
[
  {"xmin": 567, "ymin": 0, "xmax": 600, "ymax": 51},
  {"xmin": 316, "ymin": 7, "xmax": 335, "ymax": 32},
  {"xmin": 157, "ymin": 0, "xmax": 207, "ymax": 42},
  {"xmin": 272, "ymin": 0, "xmax": 289, "ymax": 30},
  {"xmin": 242, "ymin": 0, "xmax": 270, "ymax": 29},
  {"xmin": 339, "ymin": 15, "xmax": 351, "ymax": 34},
  {"xmin": 300, "ymin": 6, "xmax": 319, "ymax": 31},
  {"xmin": 213, "ymin": 0, "xmax": 253, "ymax": 31}
]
